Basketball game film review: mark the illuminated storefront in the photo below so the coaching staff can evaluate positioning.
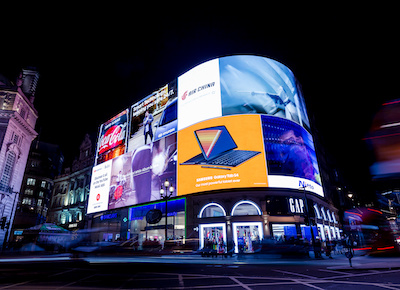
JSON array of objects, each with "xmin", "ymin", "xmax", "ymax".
[{"xmin": 87, "ymin": 55, "xmax": 340, "ymax": 251}]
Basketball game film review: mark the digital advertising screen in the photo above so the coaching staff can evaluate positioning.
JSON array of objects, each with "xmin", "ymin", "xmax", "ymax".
[
  {"xmin": 88, "ymin": 55, "xmax": 324, "ymax": 214},
  {"xmin": 262, "ymin": 115, "xmax": 323, "ymax": 196},
  {"xmin": 129, "ymin": 81, "xmax": 177, "ymax": 152},
  {"xmin": 177, "ymin": 58, "xmax": 221, "ymax": 130},
  {"xmin": 95, "ymin": 109, "xmax": 129, "ymax": 165},
  {"xmin": 177, "ymin": 114, "xmax": 268, "ymax": 194}
]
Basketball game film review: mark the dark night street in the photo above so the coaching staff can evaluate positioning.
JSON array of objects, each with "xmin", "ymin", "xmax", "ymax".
[{"xmin": 0, "ymin": 253, "xmax": 400, "ymax": 289}]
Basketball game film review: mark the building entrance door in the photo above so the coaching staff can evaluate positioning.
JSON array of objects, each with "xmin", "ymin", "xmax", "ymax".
[
  {"xmin": 233, "ymin": 222, "xmax": 263, "ymax": 253},
  {"xmin": 199, "ymin": 223, "xmax": 227, "ymax": 253}
]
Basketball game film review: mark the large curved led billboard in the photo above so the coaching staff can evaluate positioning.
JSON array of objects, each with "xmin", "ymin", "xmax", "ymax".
[{"xmin": 88, "ymin": 55, "xmax": 323, "ymax": 214}]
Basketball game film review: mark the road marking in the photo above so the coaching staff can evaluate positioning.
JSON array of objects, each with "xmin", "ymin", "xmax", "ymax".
[
  {"xmin": 48, "ymin": 268, "xmax": 77, "ymax": 277},
  {"xmin": 229, "ymin": 277, "xmax": 252, "ymax": 290},
  {"xmin": 178, "ymin": 274, "xmax": 184, "ymax": 288},
  {"xmin": 318, "ymin": 268, "xmax": 348, "ymax": 275},
  {"xmin": 55, "ymin": 273, "xmax": 97, "ymax": 289},
  {"xmin": 321, "ymin": 268, "xmax": 400, "ymax": 280},
  {"xmin": 273, "ymin": 269, "xmax": 317, "ymax": 279},
  {"xmin": 292, "ymin": 279, "xmax": 324, "ymax": 290},
  {"xmin": 0, "ymin": 280, "xmax": 35, "ymax": 289}
]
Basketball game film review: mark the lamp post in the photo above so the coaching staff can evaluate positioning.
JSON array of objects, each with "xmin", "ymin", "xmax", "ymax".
[
  {"xmin": 160, "ymin": 179, "xmax": 174, "ymax": 243},
  {"xmin": 300, "ymin": 184, "xmax": 316, "ymax": 258}
]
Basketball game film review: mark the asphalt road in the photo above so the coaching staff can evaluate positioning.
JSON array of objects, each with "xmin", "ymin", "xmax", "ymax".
[{"xmin": 0, "ymin": 254, "xmax": 399, "ymax": 289}]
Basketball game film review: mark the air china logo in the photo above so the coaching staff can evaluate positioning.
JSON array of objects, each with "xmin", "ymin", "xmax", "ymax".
[
  {"xmin": 98, "ymin": 125, "xmax": 126, "ymax": 154},
  {"xmin": 96, "ymin": 193, "xmax": 100, "ymax": 201},
  {"xmin": 180, "ymin": 82, "xmax": 215, "ymax": 101},
  {"xmin": 181, "ymin": 91, "xmax": 188, "ymax": 100}
]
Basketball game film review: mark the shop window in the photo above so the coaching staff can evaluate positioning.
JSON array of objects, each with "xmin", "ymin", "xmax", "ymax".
[
  {"xmin": 231, "ymin": 200, "xmax": 261, "ymax": 216},
  {"xmin": 300, "ymin": 224, "xmax": 318, "ymax": 242},
  {"xmin": 271, "ymin": 224, "xmax": 296, "ymax": 241},
  {"xmin": 199, "ymin": 223, "xmax": 227, "ymax": 252},
  {"xmin": 233, "ymin": 222, "xmax": 263, "ymax": 253},
  {"xmin": 198, "ymin": 202, "xmax": 226, "ymax": 218}
]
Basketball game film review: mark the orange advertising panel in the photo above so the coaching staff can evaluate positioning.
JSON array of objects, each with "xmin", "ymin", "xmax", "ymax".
[{"xmin": 177, "ymin": 114, "xmax": 268, "ymax": 195}]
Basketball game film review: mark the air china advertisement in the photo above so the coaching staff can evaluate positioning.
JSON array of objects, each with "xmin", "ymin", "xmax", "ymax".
[
  {"xmin": 96, "ymin": 110, "xmax": 129, "ymax": 165},
  {"xmin": 88, "ymin": 55, "xmax": 324, "ymax": 214}
]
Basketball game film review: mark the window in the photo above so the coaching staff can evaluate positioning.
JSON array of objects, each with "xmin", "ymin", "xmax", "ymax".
[
  {"xmin": 12, "ymin": 134, "xmax": 19, "ymax": 144},
  {"xmin": 38, "ymin": 191, "xmax": 44, "ymax": 197},
  {"xmin": 41, "ymin": 181, "xmax": 46, "ymax": 188},
  {"xmin": 22, "ymin": 197, "xmax": 32, "ymax": 205},
  {"xmin": 60, "ymin": 213, "xmax": 66, "ymax": 224},
  {"xmin": 198, "ymin": 203, "xmax": 226, "ymax": 218},
  {"xmin": 231, "ymin": 201, "xmax": 262, "ymax": 216},
  {"xmin": 27, "ymin": 178, "xmax": 36, "ymax": 186},
  {"xmin": 0, "ymin": 151, "xmax": 16, "ymax": 188},
  {"xmin": 20, "ymin": 107, "xmax": 26, "ymax": 119},
  {"xmin": 37, "ymin": 199, "xmax": 43, "ymax": 206},
  {"xmin": 25, "ymin": 189, "xmax": 34, "ymax": 195}
]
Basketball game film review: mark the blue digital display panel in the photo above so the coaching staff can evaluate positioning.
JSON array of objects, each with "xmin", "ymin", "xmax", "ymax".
[{"xmin": 128, "ymin": 198, "xmax": 185, "ymax": 220}]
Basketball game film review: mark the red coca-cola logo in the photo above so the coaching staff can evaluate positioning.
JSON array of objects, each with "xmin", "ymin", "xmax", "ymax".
[
  {"xmin": 114, "ymin": 185, "xmax": 123, "ymax": 200},
  {"xmin": 98, "ymin": 125, "xmax": 125, "ymax": 154}
]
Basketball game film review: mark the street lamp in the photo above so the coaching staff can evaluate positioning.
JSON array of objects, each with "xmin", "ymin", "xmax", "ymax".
[{"xmin": 160, "ymin": 179, "xmax": 174, "ymax": 243}]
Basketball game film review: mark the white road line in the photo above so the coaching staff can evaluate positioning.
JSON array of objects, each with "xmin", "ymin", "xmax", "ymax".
[
  {"xmin": 273, "ymin": 269, "xmax": 317, "ymax": 279},
  {"xmin": 178, "ymin": 274, "xmax": 184, "ymax": 288},
  {"xmin": 292, "ymin": 279, "xmax": 325, "ymax": 290},
  {"xmin": 0, "ymin": 280, "xmax": 35, "ymax": 289},
  {"xmin": 229, "ymin": 277, "xmax": 252, "ymax": 290},
  {"xmin": 318, "ymin": 268, "xmax": 349, "ymax": 275},
  {"xmin": 319, "ymin": 279, "xmax": 400, "ymax": 290},
  {"xmin": 48, "ymin": 268, "xmax": 77, "ymax": 277},
  {"xmin": 55, "ymin": 273, "xmax": 97, "ymax": 289},
  {"xmin": 321, "ymin": 268, "xmax": 400, "ymax": 280}
]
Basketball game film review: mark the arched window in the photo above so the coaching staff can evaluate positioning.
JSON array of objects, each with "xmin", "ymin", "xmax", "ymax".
[
  {"xmin": 198, "ymin": 202, "xmax": 226, "ymax": 218},
  {"xmin": 231, "ymin": 200, "xmax": 262, "ymax": 216},
  {"xmin": 0, "ymin": 151, "xmax": 16, "ymax": 189},
  {"xmin": 313, "ymin": 204, "xmax": 321, "ymax": 219}
]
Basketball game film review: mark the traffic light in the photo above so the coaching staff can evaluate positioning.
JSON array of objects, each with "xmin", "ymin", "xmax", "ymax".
[{"xmin": 0, "ymin": 217, "xmax": 6, "ymax": 230}]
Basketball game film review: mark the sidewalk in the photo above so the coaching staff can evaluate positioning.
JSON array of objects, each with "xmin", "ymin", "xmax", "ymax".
[{"xmin": 1, "ymin": 251, "xmax": 400, "ymax": 271}]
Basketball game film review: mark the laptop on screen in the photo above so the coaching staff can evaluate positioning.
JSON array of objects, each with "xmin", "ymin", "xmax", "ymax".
[{"xmin": 180, "ymin": 126, "xmax": 260, "ymax": 168}]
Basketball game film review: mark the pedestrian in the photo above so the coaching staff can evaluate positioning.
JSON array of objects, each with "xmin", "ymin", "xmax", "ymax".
[
  {"xmin": 314, "ymin": 237, "xmax": 322, "ymax": 259},
  {"xmin": 326, "ymin": 239, "xmax": 333, "ymax": 259}
]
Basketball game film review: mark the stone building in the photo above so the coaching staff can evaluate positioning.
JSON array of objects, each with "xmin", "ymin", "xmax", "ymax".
[
  {"xmin": 48, "ymin": 134, "xmax": 94, "ymax": 230},
  {"xmin": 0, "ymin": 69, "xmax": 39, "ymax": 247}
]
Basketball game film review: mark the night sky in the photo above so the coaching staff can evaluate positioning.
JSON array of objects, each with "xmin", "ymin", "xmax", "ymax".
[{"xmin": 2, "ymin": 6, "xmax": 399, "ymax": 200}]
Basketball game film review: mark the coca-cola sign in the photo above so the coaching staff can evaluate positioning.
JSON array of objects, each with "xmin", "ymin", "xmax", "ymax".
[
  {"xmin": 97, "ymin": 110, "xmax": 128, "ymax": 159},
  {"xmin": 98, "ymin": 124, "xmax": 126, "ymax": 154}
]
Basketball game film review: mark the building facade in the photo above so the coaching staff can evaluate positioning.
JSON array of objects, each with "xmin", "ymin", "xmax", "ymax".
[
  {"xmin": 47, "ymin": 134, "xmax": 94, "ymax": 230},
  {"xmin": 87, "ymin": 55, "xmax": 340, "ymax": 252},
  {"xmin": 12, "ymin": 141, "xmax": 64, "ymax": 237},
  {"xmin": 0, "ymin": 69, "xmax": 39, "ymax": 248}
]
